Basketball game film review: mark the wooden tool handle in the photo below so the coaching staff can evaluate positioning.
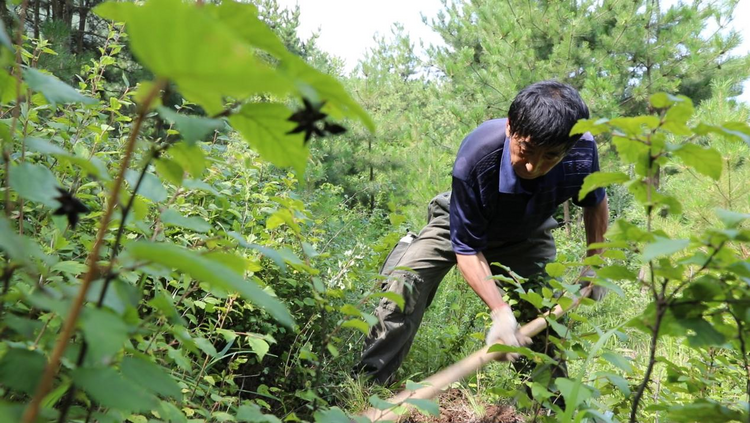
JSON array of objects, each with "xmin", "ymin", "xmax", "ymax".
[{"xmin": 362, "ymin": 286, "xmax": 593, "ymax": 422}]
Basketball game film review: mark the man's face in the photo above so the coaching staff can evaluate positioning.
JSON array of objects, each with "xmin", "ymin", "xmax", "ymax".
[{"xmin": 506, "ymin": 124, "xmax": 566, "ymax": 180}]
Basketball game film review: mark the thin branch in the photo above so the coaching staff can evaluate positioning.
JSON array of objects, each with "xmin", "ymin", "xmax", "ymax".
[{"xmin": 21, "ymin": 78, "xmax": 167, "ymax": 423}]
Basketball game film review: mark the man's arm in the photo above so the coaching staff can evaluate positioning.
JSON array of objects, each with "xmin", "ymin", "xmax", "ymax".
[
  {"xmin": 583, "ymin": 195, "xmax": 609, "ymax": 256},
  {"xmin": 455, "ymin": 252, "xmax": 507, "ymax": 311}
]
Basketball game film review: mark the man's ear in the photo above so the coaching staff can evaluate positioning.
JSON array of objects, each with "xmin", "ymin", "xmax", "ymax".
[{"xmin": 505, "ymin": 119, "xmax": 511, "ymax": 138}]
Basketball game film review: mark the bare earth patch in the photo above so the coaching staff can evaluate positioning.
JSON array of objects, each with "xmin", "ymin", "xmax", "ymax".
[{"xmin": 404, "ymin": 389, "xmax": 525, "ymax": 423}]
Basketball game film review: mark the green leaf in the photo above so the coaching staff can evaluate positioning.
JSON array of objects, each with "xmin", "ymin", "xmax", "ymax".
[
  {"xmin": 555, "ymin": 377, "xmax": 593, "ymax": 409},
  {"xmin": 128, "ymin": 242, "xmax": 294, "ymax": 328},
  {"xmin": 405, "ymin": 380, "xmax": 426, "ymax": 391},
  {"xmin": 209, "ymin": 1, "xmax": 288, "ymax": 59},
  {"xmin": 247, "ymin": 337, "xmax": 270, "ymax": 362},
  {"xmin": 404, "ymin": 398, "xmax": 439, "ymax": 416},
  {"xmin": 596, "ymin": 265, "xmax": 637, "ymax": 281},
  {"xmin": 715, "ymin": 209, "xmax": 750, "ymax": 229},
  {"xmin": 24, "ymin": 137, "xmax": 68, "ymax": 155},
  {"xmin": 161, "ymin": 208, "xmax": 211, "ymax": 233},
  {"xmin": 601, "ymin": 372, "xmax": 630, "ymax": 396},
  {"xmin": 0, "ymin": 19, "xmax": 12, "ymax": 50},
  {"xmin": 0, "ymin": 217, "xmax": 47, "ymax": 265},
  {"xmin": 157, "ymin": 106, "xmax": 224, "ymax": 145},
  {"xmin": 237, "ymin": 404, "xmax": 282, "ymax": 423},
  {"xmin": 672, "ymin": 143, "xmax": 722, "ymax": 180},
  {"xmin": 312, "ymin": 407, "xmax": 350, "ymax": 423},
  {"xmin": 80, "ymin": 307, "xmax": 129, "ymax": 363},
  {"xmin": 677, "ymin": 318, "xmax": 726, "ymax": 348},
  {"xmin": 650, "ymin": 92, "xmax": 682, "ymax": 109},
  {"xmin": 342, "ymin": 319, "xmax": 370, "ymax": 335},
  {"xmin": 545, "ymin": 262, "xmax": 566, "ymax": 278},
  {"xmin": 154, "ymin": 158, "xmax": 184, "ymax": 186},
  {"xmin": 601, "ymin": 352, "xmax": 633, "ymax": 374},
  {"xmin": 51, "ymin": 260, "xmax": 88, "ymax": 275},
  {"xmin": 0, "ymin": 69, "xmax": 21, "ymax": 104},
  {"xmin": 229, "ymin": 103, "xmax": 309, "ymax": 175},
  {"xmin": 72, "ymin": 367, "xmax": 157, "ymax": 412},
  {"xmin": 570, "ymin": 118, "xmax": 609, "ymax": 136},
  {"xmin": 0, "ymin": 348, "xmax": 46, "ymax": 394},
  {"xmin": 169, "ymin": 141, "xmax": 206, "ymax": 178},
  {"xmin": 368, "ymin": 394, "xmax": 395, "ymax": 410},
  {"xmin": 666, "ymin": 399, "xmax": 744, "ymax": 422},
  {"xmin": 23, "ymin": 68, "xmax": 97, "ymax": 106},
  {"xmin": 642, "ymin": 237, "xmax": 690, "ymax": 262},
  {"xmin": 9, "ymin": 162, "xmax": 59, "ymax": 207},
  {"xmin": 166, "ymin": 346, "xmax": 192, "ymax": 371},
  {"xmin": 95, "ymin": 0, "xmax": 292, "ymax": 114},
  {"xmin": 194, "ymin": 337, "xmax": 218, "ymax": 357},
  {"xmin": 126, "ymin": 170, "xmax": 167, "ymax": 203},
  {"xmin": 578, "ymin": 172, "xmax": 629, "ymax": 201},
  {"xmin": 121, "ymin": 356, "xmax": 181, "ymax": 399}
]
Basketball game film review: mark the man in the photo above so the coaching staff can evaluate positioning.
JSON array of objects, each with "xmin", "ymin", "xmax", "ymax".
[{"xmin": 356, "ymin": 80, "xmax": 609, "ymax": 391}]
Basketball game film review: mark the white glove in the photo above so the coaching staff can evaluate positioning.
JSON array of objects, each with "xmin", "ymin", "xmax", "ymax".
[{"xmin": 486, "ymin": 306, "xmax": 532, "ymax": 361}]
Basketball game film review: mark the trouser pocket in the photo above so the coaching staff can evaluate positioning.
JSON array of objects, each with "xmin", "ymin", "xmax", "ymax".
[
  {"xmin": 379, "ymin": 231, "xmax": 417, "ymax": 276},
  {"xmin": 377, "ymin": 271, "xmax": 422, "ymax": 315}
]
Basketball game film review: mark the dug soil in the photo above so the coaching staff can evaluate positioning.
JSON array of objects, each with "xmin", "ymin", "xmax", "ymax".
[{"xmin": 404, "ymin": 389, "xmax": 525, "ymax": 423}]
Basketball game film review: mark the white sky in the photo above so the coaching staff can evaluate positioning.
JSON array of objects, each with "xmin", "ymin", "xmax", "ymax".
[{"xmin": 277, "ymin": 0, "xmax": 750, "ymax": 102}]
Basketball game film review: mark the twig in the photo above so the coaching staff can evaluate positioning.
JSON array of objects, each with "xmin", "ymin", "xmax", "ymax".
[{"xmin": 21, "ymin": 78, "xmax": 166, "ymax": 423}]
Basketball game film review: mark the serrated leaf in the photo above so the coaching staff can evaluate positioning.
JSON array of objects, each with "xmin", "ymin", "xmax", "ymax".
[
  {"xmin": 579, "ymin": 172, "xmax": 629, "ymax": 201},
  {"xmin": 161, "ymin": 208, "xmax": 211, "ymax": 233},
  {"xmin": 545, "ymin": 262, "xmax": 565, "ymax": 278},
  {"xmin": 81, "ymin": 307, "xmax": 129, "ymax": 363},
  {"xmin": 23, "ymin": 68, "xmax": 97, "ymax": 106},
  {"xmin": 0, "ymin": 348, "xmax": 46, "ymax": 394},
  {"xmin": 125, "ymin": 170, "xmax": 167, "ymax": 203},
  {"xmin": 342, "ymin": 319, "xmax": 370, "ymax": 335},
  {"xmin": 247, "ymin": 337, "xmax": 270, "ymax": 361},
  {"xmin": 72, "ymin": 367, "xmax": 157, "ymax": 412},
  {"xmin": 9, "ymin": 162, "xmax": 59, "ymax": 206},
  {"xmin": 405, "ymin": 398, "xmax": 439, "ymax": 416},
  {"xmin": 121, "ymin": 356, "xmax": 181, "ymax": 399},
  {"xmin": 642, "ymin": 237, "xmax": 690, "ymax": 262},
  {"xmin": 601, "ymin": 352, "xmax": 633, "ymax": 373},
  {"xmin": 672, "ymin": 143, "xmax": 722, "ymax": 180},
  {"xmin": 194, "ymin": 337, "xmax": 218, "ymax": 357},
  {"xmin": 229, "ymin": 103, "xmax": 309, "ymax": 175},
  {"xmin": 128, "ymin": 242, "xmax": 294, "ymax": 328},
  {"xmin": 157, "ymin": 106, "xmax": 223, "ymax": 145}
]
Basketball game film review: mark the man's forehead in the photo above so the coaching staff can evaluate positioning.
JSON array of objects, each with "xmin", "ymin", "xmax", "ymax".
[{"xmin": 517, "ymin": 138, "xmax": 567, "ymax": 155}]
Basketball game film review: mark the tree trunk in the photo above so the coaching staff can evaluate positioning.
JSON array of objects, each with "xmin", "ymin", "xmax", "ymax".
[
  {"xmin": 76, "ymin": 0, "xmax": 88, "ymax": 54},
  {"xmin": 33, "ymin": 0, "xmax": 40, "ymax": 38}
]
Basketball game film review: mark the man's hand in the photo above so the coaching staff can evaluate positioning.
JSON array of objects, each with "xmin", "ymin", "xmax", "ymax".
[
  {"xmin": 578, "ymin": 268, "xmax": 607, "ymax": 301},
  {"xmin": 486, "ymin": 306, "xmax": 532, "ymax": 361}
]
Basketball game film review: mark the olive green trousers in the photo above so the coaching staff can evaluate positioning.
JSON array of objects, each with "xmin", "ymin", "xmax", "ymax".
[{"xmin": 356, "ymin": 192, "xmax": 566, "ymax": 386}]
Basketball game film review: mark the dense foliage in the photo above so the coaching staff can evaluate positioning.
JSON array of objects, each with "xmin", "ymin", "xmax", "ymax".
[{"xmin": 0, "ymin": 0, "xmax": 749, "ymax": 422}]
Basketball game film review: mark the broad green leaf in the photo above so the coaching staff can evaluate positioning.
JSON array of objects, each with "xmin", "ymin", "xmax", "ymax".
[
  {"xmin": 246, "ymin": 337, "xmax": 270, "ymax": 362},
  {"xmin": 80, "ymin": 307, "xmax": 129, "ymax": 363},
  {"xmin": 642, "ymin": 237, "xmax": 690, "ymax": 262},
  {"xmin": 24, "ymin": 137, "xmax": 68, "ymax": 155},
  {"xmin": 677, "ymin": 318, "xmax": 726, "ymax": 348},
  {"xmin": 545, "ymin": 262, "xmax": 566, "ymax": 278},
  {"xmin": 166, "ymin": 346, "xmax": 192, "ymax": 371},
  {"xmin": 570, "ymin": 118, "xmax": 609, "ymax": 136},
  {"xmin": 342, "ymin": 319, "xmax": 370, "ymax": 335},
  {"xmin": 0, "ymin": 348, "xmax": 46, "ymax": 394},
  {"xmin": 612, "ymin": 136, "xmax": 650, "ymax": 168},
  {"xmin": 601, "ymin": 372, "xmax": 630, "ymax": 396},
  {"xmin": 121, "ymin": 356, "xmax": 181, "ymax": 399},
  {"xmin": 9, "ymin": 162, "xmax": 59, "ymax": 206},
  {"xmin": 158, "ymin": 401, "xmax": 187, "ymax": 423},
  {"xmin": 0, "ymin": 69, "xmax": 21, "ymax": 104},
  {"xmin": 578, "ymin": 172, "xmax": 629, "ymax": 201},
  {"xmin": 312, "ymin": 407, "xmax": 350, "ymax": 423},
  {"xmin": 405, "ymin": 380, "xmax": 426, "ymax": 391},
  {"xmin": 609, "ymin": 116, "xmax": 660, "ymax": 136},
  {"xmin": 0, "ymin": 217, "xmax": 47, "ymax": 265},
  {"xmin": 169, "ymin": 141, "xmax": 206, "ymax": 178},
  {"xmin": 672, "ymin": 143, "xmax": 722, "ymax": 180},
  {"xmin": 73, "ymin": 367, "xmax": 157, "ymax": 412},
  {"xmin": 23, "ymin": 68, "xmax": 97, "ymax": 106},
  {"xmin": 666, "ymin": 399, "xmax": 744, "ymax": 422},
  {"xmin": 715, "ymin": 209, "xmax": 750, "ymax": 229},
  {"xmin": 368, "ymin": 394, "xmax": 395, "ymax": 411},
  {"xmin": 0, "ymin": 19, "xmax": 12, "ymax": 50},
  {"xmin": 404, "ymin": 398, "xmax": 439, "ymax": 416},
  {"xmin": 161, "ymin": 208, "xmax": 211, "ymax": 233},
  {"xmin": 601, "ymin": 352, "xmax": 633, "ymax": 374},
  {"xmin": 237, "ymin": 404, "xmax": 282, "ymax": 423},
  {"xmin": 194, "ymin": 337, "xmax": 218, "ymax": 357},
  {"xmin": 128, "ymin": 242, "xmax": 294, "ymax": 328},
  {"xmin": 126, "ymin": 170, "xmax": 167, "ymax": 203},
  {"xmin": 229, "ymin": 103, "xmax": 308, "ymax": 175},
  {"xmin": 650, "ymin": 92, "xmax": 682, "ymax": 109},
  {"xmin": 555, "ymin": 377, "xmax": 593, "ymax": 409},
  {"xmin": 596, "ymin": 265, "xmax": 637, "ymax": 281},
  {"xmin": 209, "ymin": 1, "xmax": 288, "ymax": 59},
  {"xmin": 154, "ymin": 158, "xmax": 184, "ymax": 186},
  {"xmin": 95, "ymin": 0, "xmax": 292, "ymax": 114},
  {"xmin": 51, "ymin": 260, "xmax": 88, "ymax": 275},
  {"xmin": 157, "ymin": 106, "xmax": 223, "ymax": 145}
]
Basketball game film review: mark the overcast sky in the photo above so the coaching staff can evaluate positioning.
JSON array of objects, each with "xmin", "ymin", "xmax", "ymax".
[{"xmin": 276, "ymin": 0, "xmax": 750, "ymax": 102}]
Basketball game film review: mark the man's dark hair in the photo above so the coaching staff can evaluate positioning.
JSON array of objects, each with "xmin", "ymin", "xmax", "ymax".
[{"xmin": 507, "ymin": 80, "xmax": 590, "ymax": 150}]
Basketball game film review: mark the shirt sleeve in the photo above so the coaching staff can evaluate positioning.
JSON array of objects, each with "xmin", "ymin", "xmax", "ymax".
[
  {"xmin": 450, "ymin": 176, "xmax": 489, "ymax": 255},
  {"xmin": 572, "ymin": 138, "xmax": 606, "ymax": 208}
]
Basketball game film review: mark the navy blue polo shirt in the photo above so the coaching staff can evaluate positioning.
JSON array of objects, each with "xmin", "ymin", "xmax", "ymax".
[{"xmin": 450, "ymin": 118, "xmax": 605, "ymax": 255}]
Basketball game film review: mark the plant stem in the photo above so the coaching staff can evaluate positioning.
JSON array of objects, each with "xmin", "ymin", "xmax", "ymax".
[
  {"xmin": 630, "ymin": 300, "xmax": 665, "ymax": 422},
  {"xmin": 21, "ymin": 78, "xmax": 166, "ymax": 423}
]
